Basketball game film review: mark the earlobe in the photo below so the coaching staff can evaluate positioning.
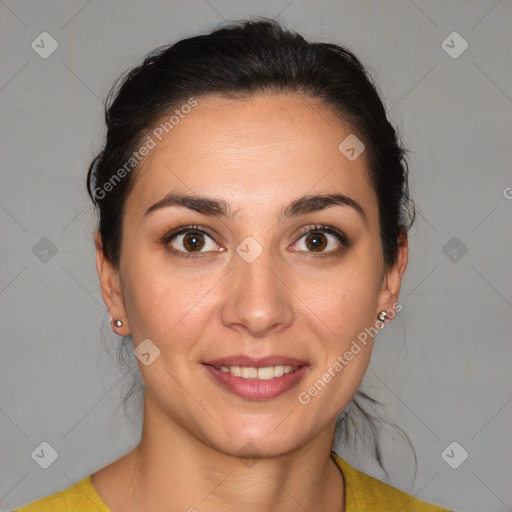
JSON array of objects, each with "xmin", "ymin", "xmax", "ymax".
[{"xmin": 94, "ymin": 232, "xmax": 130, "ymax": 335}]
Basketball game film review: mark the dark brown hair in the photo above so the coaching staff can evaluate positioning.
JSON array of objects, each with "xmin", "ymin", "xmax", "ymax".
[{"xmin": 87, "ymin": 17, "xmax": 414, "ymax": 269}]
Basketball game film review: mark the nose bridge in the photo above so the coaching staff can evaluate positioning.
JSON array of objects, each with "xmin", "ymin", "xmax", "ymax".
[{"xmin": 221, "ymin": 244, "xmax": 295, "ymax": 336}]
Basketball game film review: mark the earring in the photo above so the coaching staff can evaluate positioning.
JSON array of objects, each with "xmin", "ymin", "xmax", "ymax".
[
  {"xmin": 377, "ymin": 311, "xmax": 388, "ymax": 323},
  {"xmin": 112, "ymin": 318, "xmax": 123, "ymax": 328}
]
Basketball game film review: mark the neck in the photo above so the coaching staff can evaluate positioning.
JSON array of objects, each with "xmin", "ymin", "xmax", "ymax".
[{"xmin": 96, "ymin": 392, "xmax": 344, "ymax": 512}]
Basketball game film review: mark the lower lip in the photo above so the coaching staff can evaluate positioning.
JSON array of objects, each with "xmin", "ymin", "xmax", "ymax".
[{"xmin": 204, "ymin": 365, "xmax": 309, "ymax": 400}]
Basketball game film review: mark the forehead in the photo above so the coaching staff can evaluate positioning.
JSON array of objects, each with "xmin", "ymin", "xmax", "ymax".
[{"xmin": 125, "ymin": 93, "xmax": 377, "ymax": 222}]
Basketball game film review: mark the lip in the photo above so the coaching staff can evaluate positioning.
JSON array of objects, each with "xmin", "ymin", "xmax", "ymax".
[{"xmin": 203, "ymin": 355, "xmax": 310, "ymax": 400}]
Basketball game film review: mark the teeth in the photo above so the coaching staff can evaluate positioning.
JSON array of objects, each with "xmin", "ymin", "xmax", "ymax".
[
  {"xmin": 242, "ymin": 367, "xmax": 258, "ymax": 379},
  {"xmin": 215, "ymin": 364, "xmax": 297, "ymax": 379},
  {"xmin": 274, "ymin": 365, "xmax": 284, "ymax": 378},
  {"xmin": 257, "ymin": 367, "xmax": 275, "ymax": 380}
]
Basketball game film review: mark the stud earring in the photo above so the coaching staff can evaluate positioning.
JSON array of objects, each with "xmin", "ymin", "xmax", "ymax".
[
  {"xmin": 112, "ymin": 319, "xmax": 123, "ymax": 328},
  {"xmin": 377, "ymin": 311, "xmax": 388, "ymax": 323}
]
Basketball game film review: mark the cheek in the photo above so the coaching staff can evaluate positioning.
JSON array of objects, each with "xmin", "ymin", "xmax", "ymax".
[
  {"xmin": 291, "ymin": 257, "xmax": 381, "ymax": 407},
  {"xmin": 295, "ymin": 282, "xmax": 376, "ymax": 419},
  {"xmin": 122, "ymin": 255, "xmax": 220, "ymax": 352},
  {"xmin": 296, "ymin": 257, "xmax": 381, "ymax": 341},
  {"xmin": 308, "ymin": 280, "xmax": 376, "ymax": 378}
]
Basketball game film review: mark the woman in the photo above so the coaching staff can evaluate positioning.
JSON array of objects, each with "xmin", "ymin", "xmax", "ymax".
[{"xmin": 14, "ymin": 18, "xmax": 453, "ymax": 512}]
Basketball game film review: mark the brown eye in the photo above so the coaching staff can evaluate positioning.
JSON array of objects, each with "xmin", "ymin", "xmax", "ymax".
[
  {"xmin": 167, "ymin": 228, "xmax": 221, "ymax": 254},
  {"xmin": 293, "ymin": 225, "xmax": 349, "ymax": 254},
  {"xmin": 305, "ymin": 232, "xmax": 327, "ymax": 251},
  {"xmin": 183, "ymin": 232, "xmax": 205, "ymax": 252}
]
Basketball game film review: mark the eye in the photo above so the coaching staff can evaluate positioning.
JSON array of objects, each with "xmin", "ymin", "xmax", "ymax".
[
  {"xmin": 163, "ymin": 225, "xmax": 223, "ymax": 256},
  {"xmin": 292, "ymin": 224, "xmax": 349, "ymax": 253}
]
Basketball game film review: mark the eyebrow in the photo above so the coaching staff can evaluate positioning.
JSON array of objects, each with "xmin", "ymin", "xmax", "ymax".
[{"xmin": 144, "ymin": 191, "xmax": 367, "ymax": 225}]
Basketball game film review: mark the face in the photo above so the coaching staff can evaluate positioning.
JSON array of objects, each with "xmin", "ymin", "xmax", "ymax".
[{"xmin": 97, "ymin": 93, "xmax": 407, "ymax": 457}]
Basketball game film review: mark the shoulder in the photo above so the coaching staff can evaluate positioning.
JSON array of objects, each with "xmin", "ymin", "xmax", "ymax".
[
  {"xmin": 331, "ymin": 452, "xmax": 453, "ymax": 512},
  {"xmin": 11, "ymin": 475, "xmax": 110, "ymax": 512}
]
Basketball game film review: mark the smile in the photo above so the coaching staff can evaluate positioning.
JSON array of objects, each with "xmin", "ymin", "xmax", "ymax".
[{"xmin": 203, "ymin": 357, "xmax": 309, "ymax": 400}]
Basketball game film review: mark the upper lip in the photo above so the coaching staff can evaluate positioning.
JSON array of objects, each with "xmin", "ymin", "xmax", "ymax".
[{"xmin": 203, "ymin": 355, "xmax": 309, "ymax": 368}]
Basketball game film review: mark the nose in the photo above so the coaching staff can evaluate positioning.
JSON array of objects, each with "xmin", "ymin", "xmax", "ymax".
[{"xmin": 221, "ymin": 250, "xmax": 295, "ymax": 338}]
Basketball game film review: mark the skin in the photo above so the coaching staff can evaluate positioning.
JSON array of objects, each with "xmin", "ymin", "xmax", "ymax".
[{"xmin": 92, "ymin": 93, "xmax": 408, "ymax": 512}]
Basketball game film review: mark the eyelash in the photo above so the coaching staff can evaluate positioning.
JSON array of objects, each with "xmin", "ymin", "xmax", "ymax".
[
  {"xmin": 161, "ymin": 225, "xmax": 218, "ymax": 260},
  {"xmin": 161, "ymin": 224, "xmax": 351, "ymax": 259},
  {"xmin": 295, "ymin": 224, "xmax": 351, "ymax": 255}
]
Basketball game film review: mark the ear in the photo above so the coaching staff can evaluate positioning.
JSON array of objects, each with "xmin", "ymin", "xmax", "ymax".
[
  {"xmin": 95, "ymin": 231, "xmax": 130, "ymax": 335},
  {"xmin": 376, "ymin": 230, "xmax": 409, "ymax": 318}
]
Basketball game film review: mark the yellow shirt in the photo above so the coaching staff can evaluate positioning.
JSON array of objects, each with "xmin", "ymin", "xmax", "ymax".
[{"xmin": 13, "ymin": 452, "xmax": 453, "ymax": 511}]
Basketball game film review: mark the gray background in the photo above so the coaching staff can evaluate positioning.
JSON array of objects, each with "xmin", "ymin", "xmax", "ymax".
[{"xmin": 1, "ymin": 1, "xmax": 511, "ymax": 511}]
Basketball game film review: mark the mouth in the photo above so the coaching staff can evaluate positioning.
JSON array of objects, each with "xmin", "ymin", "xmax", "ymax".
[{"xmin": 203, "ymin": 356, "xmax": 309, "ymax": 400}]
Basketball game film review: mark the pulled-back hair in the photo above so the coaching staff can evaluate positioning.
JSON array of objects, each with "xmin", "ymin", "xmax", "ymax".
[
  {"xmin": 88, "ymin": 17, "xmax": 414, "ymax": 268},
  {"xmin": 88, "ymin": 17, "xmax": 416, "ymax": 473}
]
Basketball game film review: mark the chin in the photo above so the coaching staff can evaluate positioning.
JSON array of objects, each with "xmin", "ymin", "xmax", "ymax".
[{"xmin": 204, "ymin": 413, "xmax": 311, "ymax": 459}]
